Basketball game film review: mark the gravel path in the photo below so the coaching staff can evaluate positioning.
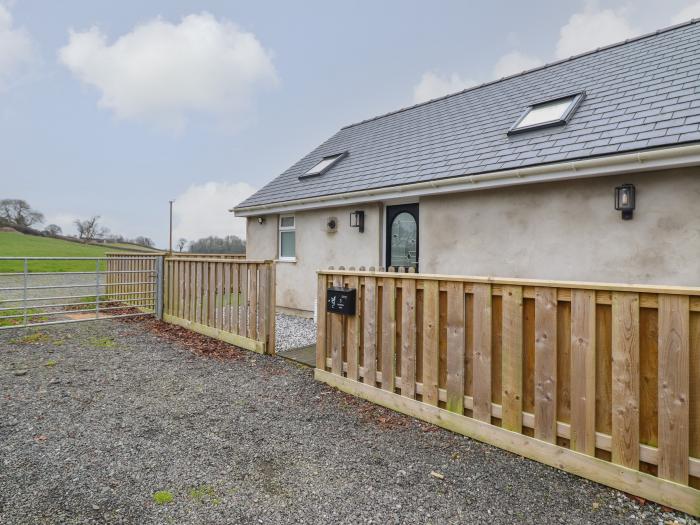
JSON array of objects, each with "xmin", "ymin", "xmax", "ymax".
[
  {"xmin": 275, "ymin": 313, "xmax": 316, "ymax": 353},
  {"xmin": 1, "ymin": 319, "xmax": 696, "ymax": 524}
]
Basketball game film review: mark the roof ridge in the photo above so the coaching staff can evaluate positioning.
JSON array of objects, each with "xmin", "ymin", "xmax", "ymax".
[{"xmin": 341, "ymin": 18, "xmax": 699, "ymax": 131}]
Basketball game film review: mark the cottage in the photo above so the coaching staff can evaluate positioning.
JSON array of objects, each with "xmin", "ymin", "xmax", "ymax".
[{"xmin": 234, "ymin": 21, "xmax": 700, "ymax": 316}]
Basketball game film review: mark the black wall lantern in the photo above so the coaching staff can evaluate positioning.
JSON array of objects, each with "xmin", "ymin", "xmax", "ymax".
[
  {"xmin": 256, "ymin": 216, "xmax": 265, "ymax": 224},
  {"xmin": 614, "ymin": 183, "xmax": 636, "ymax": 220},
  {"xmin": 350, "ymin": 210, "xmax": 365, "ymax": 233}
]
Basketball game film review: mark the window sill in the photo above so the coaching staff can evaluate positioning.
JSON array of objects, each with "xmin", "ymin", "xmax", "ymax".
[{"xmin": 276, "ymin": 258, "xmax": 297, "ymax": 263}]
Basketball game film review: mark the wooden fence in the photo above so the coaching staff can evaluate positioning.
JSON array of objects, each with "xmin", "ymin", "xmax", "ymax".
[
  {"xmin": 316, "ymin": 267, "xmax": 700, "ymax": 516},
  {"xmin": 106, "ymin": 253, "xmax": 275, "ymax": 354},
  {"xmin": 163, "ymin": 256, "xmax": 275, "ymax": 355}
]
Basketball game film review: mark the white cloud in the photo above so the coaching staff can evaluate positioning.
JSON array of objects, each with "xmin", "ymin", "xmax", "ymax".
[
  {"xmin": 58, "ymin": 12, "xmax": 277, "ymax": 131},
  {"xmin": 172, "ymin": 181, "xmax": 256, "ymax": 242},
  {"xmin": 412, "ymin": 71, "xmax": 475, "ymax": 104},
  {"xmin": 0, "ymin": 4, "xmax": 34, "ymax": 87},
  {"xmin": 672, "ymin": 2, "xmax": 700, "ymax": 23},
  {"xmin": 555, "ymin": 5, "xmax": 638, "ymax": 59},
  {"xmin": 492, "ymin": 51, "xmax": 543, "ymax": 78}
]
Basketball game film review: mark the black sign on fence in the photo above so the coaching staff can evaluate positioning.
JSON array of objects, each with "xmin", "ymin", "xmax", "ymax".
[{"xmin": 326, "ymin": 287, "xmax": 356, "ymax": 315}]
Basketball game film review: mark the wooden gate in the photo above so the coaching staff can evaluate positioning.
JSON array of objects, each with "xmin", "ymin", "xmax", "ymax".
[{"xmin": 315, "ymin": 267, "xmax": 700, "ymax": 516}]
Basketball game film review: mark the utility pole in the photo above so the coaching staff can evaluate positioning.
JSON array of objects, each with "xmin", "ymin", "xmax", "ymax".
[{"xmin": 168, "ymin": 200, "xmax": 174, "ymax": 253}]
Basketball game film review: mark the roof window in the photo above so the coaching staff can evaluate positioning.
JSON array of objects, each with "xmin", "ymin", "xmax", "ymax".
[
  {"xmin": 508, "ymin": 93, "xmax": 585, "ymax": 135},
  {"xmin": 300, "ymin": 152, "xmax": 347, "ymax": 178}
]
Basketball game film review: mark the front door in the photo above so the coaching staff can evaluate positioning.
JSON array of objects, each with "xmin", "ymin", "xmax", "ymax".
[{"xmin": 386, "ymin": 203, "xmax": 419, "ymax": 271}]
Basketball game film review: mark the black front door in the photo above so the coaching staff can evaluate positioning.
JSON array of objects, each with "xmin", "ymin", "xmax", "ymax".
[{"xmin": 386, "ymin": 203, "xmax": 419, "ymax": 271}]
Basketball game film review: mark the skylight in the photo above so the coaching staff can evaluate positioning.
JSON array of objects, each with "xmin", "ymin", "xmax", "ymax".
[
  {"xmin": 508, "ymin": 93, "xmax": 585, "ymax": 135},
  {"xmin": 300, "ymin": 152, "xmax": 347, "ymax": 178}
]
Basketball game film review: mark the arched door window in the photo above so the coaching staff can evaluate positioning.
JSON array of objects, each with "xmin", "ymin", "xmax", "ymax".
[{"xmin": 386, "ymin": 204, "xmax": 418, "ymax": 270}]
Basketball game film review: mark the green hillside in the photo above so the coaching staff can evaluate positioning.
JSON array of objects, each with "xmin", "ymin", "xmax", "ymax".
[{"xmin": 0, "ymin": 231, "xmax": 133, "ymax": 272}]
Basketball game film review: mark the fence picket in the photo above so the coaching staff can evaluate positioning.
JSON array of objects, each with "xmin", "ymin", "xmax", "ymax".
[
  {"xmin": 363, "ymin": 276, "xmax": 377, "ymax": 386},
  {"xmin": 501, "ymin": 285, "xmax": 523, "ymax": 432},
  {"xmin": 472, "ymin": 283, "xmax": 492, "ymax": 422},
  {"xmin": 347, "ymin": 274, "xmax": 361, "ymax": 381},
  {"xmin": 658, "ymin": 294, "xmax": 689, "ymax": 483},
  {"xmin": 446, "ymin": 282, "xmax": 465, "ymax": 413},
  {"xmin": 612, "ymin": 292, "xmax": 640, "ymax": 469},
  {"xmin": 248, "ymin": 264, "xmax": 258, "ymax": 340},
  {"xmin": 401, "ymin": 277, "xmax": 417, "ymax": 398},
  {"xmin": 331, "ymin": 274, "xmax": 344, "ymax": 375},
  {"xmin": 535, "ymin": 287, "xmax": 557, "ymax": 443},
  {"xmin": 239, "ymin": 264, "xmax": 248, "ymax": 335},
  {"xmin": 422, "ymin": 280, "xmax": 440, "ymax": 406},
  {"xmin": 381, "ymin": 276, "xmax": 396, "ymax": 391},
  {"xmin": 570, "ymin": 289, "xmax": 596, "ymax": 455}
]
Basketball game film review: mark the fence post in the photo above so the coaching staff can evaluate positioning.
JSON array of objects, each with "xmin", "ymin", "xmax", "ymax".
[
  {"xmin": 267, "ymin": 261, "xmax": 276, "ymax": 355},
  {"xmin": 155, "ymin": 255, "xmax": 164, "ymax": 320},
  {"xmin": 22, "ymin": 258, "xmax": 28, "ymax": 327}
]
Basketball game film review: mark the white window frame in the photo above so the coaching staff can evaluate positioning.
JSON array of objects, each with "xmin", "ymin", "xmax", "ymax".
[{"xmin": 278, "ymin": 214, "xmax": 296, "ymax": 262}]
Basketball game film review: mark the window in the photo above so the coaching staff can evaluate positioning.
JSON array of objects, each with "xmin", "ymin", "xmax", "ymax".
[
  {"xmin": 508, "ymin": 93, "xmax": 585, "ymax": 135},
  {"xmin": 279, "ymin": 215, "xmax": 295, "ymax": 261},
  {"xmin": 299, "ymin": 152, "xmax": 347, "ymax": 178}
]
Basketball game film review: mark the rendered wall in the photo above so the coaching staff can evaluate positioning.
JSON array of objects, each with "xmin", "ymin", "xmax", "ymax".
[
  {"xmin": 246, "ymin": 204, "xmax": 383, "ymax": 312},
  {"xmin": 420, "ymin": 168, "xmax": 700, "ymax": 285}
]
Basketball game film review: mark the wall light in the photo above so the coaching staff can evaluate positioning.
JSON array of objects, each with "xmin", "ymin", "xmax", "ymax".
[
  {"xmin": 350, "ymin": 210, "xmax": 365, "ymax": 233},
  {"xmin": 614, "ymin": 184, "xmax": 636, "ymax": 220},
  {"xmin": 257, "ymin": 217, "xmax": 265, "ymax": 224}
]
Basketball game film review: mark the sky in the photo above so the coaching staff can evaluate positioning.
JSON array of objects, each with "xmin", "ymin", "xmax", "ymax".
[{"xmin": 1, "ymin": 0, "xmax": 699, "ymax": 248}]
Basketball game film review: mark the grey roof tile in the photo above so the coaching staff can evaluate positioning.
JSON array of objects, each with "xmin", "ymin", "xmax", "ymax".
[
  {"xmin": 237, "ymin": 21, "xmax": 700, "ymax": 210},
  {"xmin": 679, "ymin": 131, "xmax": 700, "ymax": 141}
]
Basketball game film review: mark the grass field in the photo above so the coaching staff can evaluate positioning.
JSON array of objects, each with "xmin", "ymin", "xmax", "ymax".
[
  {"xmin": 0, "ymin": 232, "xmax": 133, "ymax": 272},
  {"xmin": 104, "ymin": 242, "xmax": 160, "ymax": 253}
]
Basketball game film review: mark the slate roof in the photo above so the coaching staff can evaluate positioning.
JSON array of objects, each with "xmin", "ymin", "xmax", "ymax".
[{"xmin": 236, "ymin": 20, "xmax": 700, "ymax": 210}]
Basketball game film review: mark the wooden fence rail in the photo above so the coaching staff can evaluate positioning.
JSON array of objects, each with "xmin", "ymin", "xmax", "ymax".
[
  {"xmin": 163, "ymin": 257, "xmax": 275, "ymax": 354},
  {"xmin": 316, "ymin": 267, "xmax": 700, "ymax": 516}
]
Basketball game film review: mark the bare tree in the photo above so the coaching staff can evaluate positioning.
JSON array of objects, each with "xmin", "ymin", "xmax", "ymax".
[
  {"xmin": 0, "ymin": 199, "xmax": 44, "ymax": 227},
  {"xmin": 177, "ymin": 238, "xmax": 187, "ymax": 252},
  {"xmin": 74, "ymin": 216, "xmax": 104, "ymax": 242},
  {"xmin": 43, "ymin": 224, "xmax": 62, "ymax": 236},
  {"xmin": 134, "ymin": 236, "xmax": 155, "ymax": 248}
]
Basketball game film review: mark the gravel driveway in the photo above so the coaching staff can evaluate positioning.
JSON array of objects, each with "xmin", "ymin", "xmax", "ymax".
[{"xmin": 0, "ymin": 319, "xmax": 696, "ymax": 524}]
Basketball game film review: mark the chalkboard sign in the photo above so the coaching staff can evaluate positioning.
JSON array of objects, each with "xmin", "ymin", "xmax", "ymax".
[{"xmin": 326, "ymin": 287, "xmax": 356, "ymax": 315}]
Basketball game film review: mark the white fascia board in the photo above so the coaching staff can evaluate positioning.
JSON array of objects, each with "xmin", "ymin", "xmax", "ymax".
[{"xmin": 233, "ymin": 144, "xmax": 700, "ymax": 217}]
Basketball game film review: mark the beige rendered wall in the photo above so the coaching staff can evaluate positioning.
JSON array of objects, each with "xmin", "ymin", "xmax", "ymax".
[
  {"xmin": 420, "ymin": 167, "xmax": 700, "ymax": 286},
  {"xmin": 246, "ymin": 203, "xmax": 383, "ymax": 312}
]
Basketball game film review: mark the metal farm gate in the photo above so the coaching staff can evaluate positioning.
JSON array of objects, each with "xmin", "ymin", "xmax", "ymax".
[{"xmin": 0, "ymin": 256, "xmax": 162, "ymax": 330}]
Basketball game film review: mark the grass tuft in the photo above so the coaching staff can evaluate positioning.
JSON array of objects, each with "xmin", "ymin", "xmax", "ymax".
[
  {"xmin": 45, "ymin": 359, "xmax": 58, "ymax": 367},
  {"xmin": 188, "ymin": 485, "xmax": 218, "ymax": 503},
  {"xmin": 10, "ymin": 331, "xmax": 51, "ymax": 344},
  {"xmin": 89, "ymin": 336, "xmax": 116, "ymax": 348},
  {"xmin": 0, "ymin": 310, "xmax": 47, "ymax": 327},
  {"xmin": 153, "ymin": 491, "xmax": 174, "ymax": 505}
]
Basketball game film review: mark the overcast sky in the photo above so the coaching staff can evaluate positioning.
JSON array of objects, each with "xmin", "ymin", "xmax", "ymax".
[{"xmin": 1, "ymin": 0, "xmax": 699, "ymax": 247}]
